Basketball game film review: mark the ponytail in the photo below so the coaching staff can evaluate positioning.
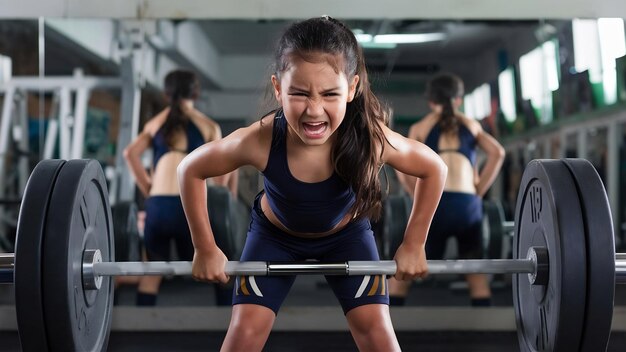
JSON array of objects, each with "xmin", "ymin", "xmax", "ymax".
[
  {"xmin": 426, "ymin": 73, "xmax": 464, "ymax": 135},
  {"xmin": 161, "ymin": 70, "xmax": 199, "ymax": 147},
  {"xmin": 161, "ymin": 95, "xmax": 188, "ymax": 147},
  {"xmin": 438, "ymin": 98, "xmax": 458, "ymax": 134}
]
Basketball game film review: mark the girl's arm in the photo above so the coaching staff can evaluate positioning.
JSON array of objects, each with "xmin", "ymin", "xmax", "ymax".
[
  {"xmin": 382, "ymin": 125, "xmax": 447, "ymax": 280},
  {"xmin": 395, "ymin": 169, "xmax": 417, "ymax": 197},
  {"xmin": 177, "ymin": 120, "xmax": 270, "ymax": 282},
  {"xmin": 475, "ymin": 128, "xmax": 505, "ymax": 197},
  {"xmin": 395, "ymin": 122, "xmax": 425, "ymax": 198},
  {"xmin": 192, "ymin": 109, "xmax": 232, "ymax": 188},
  {"xmin": 384, "ymin": 128, "xmax": 447, "ymax": 248},
  {"xmin": 123, "ymin": 131, "xmax": 152, "ymax": 198}
]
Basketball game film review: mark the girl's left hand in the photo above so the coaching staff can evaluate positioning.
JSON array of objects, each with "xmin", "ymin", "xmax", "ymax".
[{"xmin": 393, "ymin": 242, "xmax": 429, "ymax": 281}]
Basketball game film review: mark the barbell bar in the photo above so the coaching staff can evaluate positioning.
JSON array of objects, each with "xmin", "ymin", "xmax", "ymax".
[
  {"xmin": 0, "ymin": 253, "xmax": 13, "ymax": 283},
  {"xmin": 86, "ymin": 257, "xmax": 538, "ymax": 277},
  {"xmin": 3, "ymin": 247, "xmax": 625, "ymax": 288},
  {"xmin": 617, "ymin": 253, "xmax": 626, "ymax": 279},
  {"xmin": 0, "ymin": 249, "xmax": 611, "ymax": 280},
  {"xmin": 83, "ymin": 248, "xmax": 624, "ymax": 289},
  {"xmin": 80, "ymin": 247, "xmax": 543, "ymax": 291},
  {"xmin": 0, "ymin": 251, "xmax": 542, "ymax": 284}
]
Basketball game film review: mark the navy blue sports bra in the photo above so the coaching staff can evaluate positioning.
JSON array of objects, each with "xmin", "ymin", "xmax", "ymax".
[
  {"xmin": 424, "ymin": 122, "xmax": 477, "ymax": 166},
  {"xmin": 262, "ymin": 110, "xmax": 356, "ymax": 233},
  {"xmin": 152, "ymin": 121, "xmax": 205, "ymax": 168}
]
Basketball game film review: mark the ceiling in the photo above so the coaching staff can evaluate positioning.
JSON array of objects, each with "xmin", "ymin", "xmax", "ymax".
[
  {"xmin": 3, "ymin": 0, "xmax": 625, "ymax": 20},
  {"xmin": 0, "ymin": 0, "xmax": 615, "ymax": 94},
  {"xmin": 0, "ymin": 18, "xmax": 564, "ymax": 94},
  {"xmin": 199, "ymin": 19, "xmax": 543, "ymax": 56},
  {"xmin": 198, "ymin": 19, "xmax": 548, "ymax": 75}
]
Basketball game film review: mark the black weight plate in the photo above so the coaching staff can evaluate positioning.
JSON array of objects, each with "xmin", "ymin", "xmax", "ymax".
[
  {"xmin": 208, "ymin": 185, "xmax": 235, "ymax": 259},
  {"xmin": 14, "ymin": 159, "xmax": 66, "ymax": 351},
  {"xmin": 383, "ymin": 194, "xmax": 410, "ymax": 260},
  {"xmin": 112, "ymin": 201, "xmax": 140, "ymax": 261},
  {"xmin": 513, "ymin": 159, "xmax": 587, "ymax": 352},
  {"xmin": 483, "ymin": 200, "xmax": 505, "ymax": 259},
  {"xmin": 562, "ymin": 159, "xmax": 615, "ymax": 351},
  {"xmin": 42, "ymin": 159, "xmax": 114, "ymax": 352}
]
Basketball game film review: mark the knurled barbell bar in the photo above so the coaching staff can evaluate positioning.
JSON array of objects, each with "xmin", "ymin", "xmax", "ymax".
[
  {"xmin": 0, "ymin": 247, "xmax": 548, "ymax": 287},
  {"xmin": 0, "ymin": 158, "xmax": 625, "ymax": 352}
]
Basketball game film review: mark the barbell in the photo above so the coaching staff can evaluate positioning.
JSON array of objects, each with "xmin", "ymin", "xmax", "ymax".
[{"xmin": 0, "ymin": 158, "xmax": 625, "ymax": 351}]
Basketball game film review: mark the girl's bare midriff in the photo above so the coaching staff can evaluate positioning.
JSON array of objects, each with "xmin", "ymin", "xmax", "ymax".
[
  {"xmin": 150, "ymin": 152, "xmax": 187, "ymax": 195},
  {"xmin": 439, "ymin": 152, "xmax": 477, "ymax": 194},
  {"xmin": 431, "ymin": 118, "xmax": 478, "ymax": 195},
  {"xmin": 259, "ymin": 193, "xmax": 353, "ymax": 238}
]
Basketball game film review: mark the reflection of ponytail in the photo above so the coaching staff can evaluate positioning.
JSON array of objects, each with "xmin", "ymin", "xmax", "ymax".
[
  {"xmin": 161, "ymin": 70, "xmax": 200, "ymax": 147},
  {"xmin": 439, "ymin": 98, "xmax": 458, "ymax": 134},
  {"xmin": 426, "ymin": 73, "xmax": 464, "ymax": 135},
  {"xmin": 162, "ymin": 95, "xmax": 187, "ymax": 147}
]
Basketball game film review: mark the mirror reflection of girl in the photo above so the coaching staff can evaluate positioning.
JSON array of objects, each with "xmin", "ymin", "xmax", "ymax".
[
  {"xmin": 124, "ymin": 69, "xmax": 234, "ymax": 305},
  {"xmin": 178, "ymin": 17, "xmax": 447, "ymax": 351},
  {"xmin": 390, "ymin": 73, "xmax": 505, "ymax": 307}
]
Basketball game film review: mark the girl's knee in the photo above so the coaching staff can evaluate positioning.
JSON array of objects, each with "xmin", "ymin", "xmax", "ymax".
[
  {"xmin": 223, "ymin": 308, "xmax": 274, "ymax": 352},
  {"xmin": 228, "ymin": 305, "xmax": 275, "ymax": 339},
  {"xmin": 351, "ymin": 316, "xmax": 388, "ymax": 335},
  {"xmin": 229, "ymin": 320, "xmax": 268, "ymax": 339},
  {"xmin": 347, "ymin": 305, "xmax": 392, "ymax": 334}
]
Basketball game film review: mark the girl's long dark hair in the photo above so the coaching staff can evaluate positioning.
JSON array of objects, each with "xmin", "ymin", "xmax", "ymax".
[
  {"xmin": 161, "ymin": 70, "xmax": 199, "ymax": 147},
  {"xmin": 273, "ymin": 17, "xmax": 390, "ymax": 220},
  {"xmin": 426, "ymin": 73, "xmax": 464, "ymax": 134}
]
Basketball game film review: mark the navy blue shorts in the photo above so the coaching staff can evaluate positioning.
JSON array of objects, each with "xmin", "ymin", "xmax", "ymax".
[
  {"xmin": 233, "ymin": 193, "xmax": 389, "ymax": 315},
  {"xmin": 426, "ymin": 191, "xmax": 483, "ymax": 260},
  {"xmin": 144, "ymin": 196, "xmax": 194, "ymax": 261}
]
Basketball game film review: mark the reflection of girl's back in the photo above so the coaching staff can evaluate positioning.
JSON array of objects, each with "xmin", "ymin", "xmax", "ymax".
[
  {"xmin": 146, "ymin": 107, "xmax": 220, "ymax": 196},
  {"xmin": 417, "ymin": 113, "xmax": 482, "ymax": 194}
]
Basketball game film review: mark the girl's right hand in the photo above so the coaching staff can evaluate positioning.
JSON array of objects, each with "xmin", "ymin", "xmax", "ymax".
[
  {"xmin": 191, "ymin": 246, "xmax": 230, "ymax": 284},
  {"xmin": 393, "ymin": 242, "xmax": 429, "ymax": 281}
]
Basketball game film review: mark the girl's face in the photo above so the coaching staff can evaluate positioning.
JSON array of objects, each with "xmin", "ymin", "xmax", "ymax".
[{"xmin": 272, "ymin": 54, "xmax": 359, "ymax": 146}]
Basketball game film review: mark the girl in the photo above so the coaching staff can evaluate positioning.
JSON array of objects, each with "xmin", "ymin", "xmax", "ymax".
[
  {"xmin": 390, "ymin": 73, "xmax": 505, "ymax": 307},
  {"xmin": 124, "ymin": 69, "xmax": 229, "ymax": 305},
  {"xmin": 178, "ymin": 17, "xmax": 447, "ymax": 351}
]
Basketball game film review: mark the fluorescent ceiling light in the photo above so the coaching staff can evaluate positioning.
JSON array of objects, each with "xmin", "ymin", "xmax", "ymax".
[
  {"xmin": 353, "ymin": 29, "xmax": 396, "ymax": 49},
  {"xmin": 373, "ymin": 33, "xmax": 446, "ymax": 44},
  {"xmin": 360, "ymin": 42, "xmax": 397, "ymax": 49},
  {"xmin": 353, "ymin": 29, "xmax": 445, "ymax": 47},
  {"xmin": 354, "ymin": 33, "xmax": 373, "ymax": 43}
]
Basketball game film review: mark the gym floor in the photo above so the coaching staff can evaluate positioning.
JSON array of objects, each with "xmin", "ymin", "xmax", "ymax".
[
  {"xmin": 1, "ymin": 331, "xmax": 626, "ymax": 351},
  {"xmin": 2, "ymin": 275, "xmax": 624, "ymax": 351}
]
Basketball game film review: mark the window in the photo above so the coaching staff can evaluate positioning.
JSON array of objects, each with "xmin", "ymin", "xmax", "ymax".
[
  {"xmin": 498, "ymin": 67, "xmax": 517, "ymax": 123},
  {"xmin": 519, "ymin": 39, "xmax": 560, "ymax": 124},
  {"xmin": 573, "ymin": 18, "xmax": 626, "ymax": 105},
  {"xmin": 0, "ymin": 54, "xmax": 11, "ymax": 84},
  {"xmin": 463, "ymin": 83, "xmax": 491, "ymax": 120}
]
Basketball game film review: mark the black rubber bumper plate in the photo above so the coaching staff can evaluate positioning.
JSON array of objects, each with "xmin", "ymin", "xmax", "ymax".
[{"xmin": 42, "ymin": 159, "xmax": 114, "ymax": 352}]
